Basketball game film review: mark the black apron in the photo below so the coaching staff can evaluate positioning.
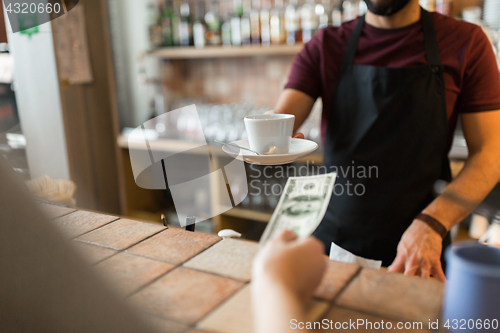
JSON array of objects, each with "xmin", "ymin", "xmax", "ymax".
[{"xmin": 313, "ymin": 8, "xmax": 451, "ymax": 267}]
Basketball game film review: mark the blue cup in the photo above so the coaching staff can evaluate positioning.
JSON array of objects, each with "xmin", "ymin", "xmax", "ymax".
[{"xmin": 442, "ymin": 243, "xmax": 500, "ymax": 332}]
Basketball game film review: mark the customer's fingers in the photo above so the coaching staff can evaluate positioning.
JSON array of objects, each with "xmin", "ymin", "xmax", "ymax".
[
  {"xmin": 275, "ymin": 229, "xmax": 298, "ymax": 243},
  {"xmin": 300, "ymin": 236, "xmax": 325, "ymax": 254},
  {"xmin": 293, "ymin": 133, "xmax": 305, "ymax": 139}
]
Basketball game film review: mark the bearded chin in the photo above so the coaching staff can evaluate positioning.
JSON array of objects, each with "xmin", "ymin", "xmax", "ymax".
[{"xmin": 364, "ymin": 0, "xmax": 412, "ymax": 16}]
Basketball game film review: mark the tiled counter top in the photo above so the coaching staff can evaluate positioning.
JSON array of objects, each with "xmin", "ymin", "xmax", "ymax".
[{"xmin": 40, "ymin": 202, "xmax": 445, "ymax": 333}]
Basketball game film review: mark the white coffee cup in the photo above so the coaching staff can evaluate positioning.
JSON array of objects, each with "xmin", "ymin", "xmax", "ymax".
[{"xmin": 244, "ymin": 114, "xmax": 295, "ymax": 155}]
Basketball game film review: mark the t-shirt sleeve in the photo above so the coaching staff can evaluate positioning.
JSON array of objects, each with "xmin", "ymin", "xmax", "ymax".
[
  {"xmin": 284, "ymin": 34, "xmax": 323, "ymax": 100},
  {"xmin": 457, "ymin": 26, "xmax": 500, "ymax": 113}
]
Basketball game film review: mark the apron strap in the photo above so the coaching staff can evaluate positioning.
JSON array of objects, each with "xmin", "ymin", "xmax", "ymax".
[
  {"xmin": 341, "ymin": 15, "xmax": 365, "ymax": 70},
  {"xmin": 420, "ymin": 8, "xmax": 440, "ymax": 66},
  {"xmin": 341, "ymin": 7, "xmax": 441, "ymax": 69}
]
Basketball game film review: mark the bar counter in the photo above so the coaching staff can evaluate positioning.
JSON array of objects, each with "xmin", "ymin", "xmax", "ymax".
[{"xmin": 39, "ymin": 202, "xmax": 447, "ymax": 333}]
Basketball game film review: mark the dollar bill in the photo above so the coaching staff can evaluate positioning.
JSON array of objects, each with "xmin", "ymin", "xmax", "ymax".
[{"xmin": 260, "ymin": 172, "xmax": 337, "ymax": 244}]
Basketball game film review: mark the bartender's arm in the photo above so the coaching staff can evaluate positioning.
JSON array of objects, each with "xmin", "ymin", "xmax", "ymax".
[
  {"xmin": 252, "ymin": 230, "xmax": 326, "ymax": 333},
  {"xmin": 273, "ymin": 89, "xmax": 316, "ymax": 138},
  {"xmin": 388, "ymin": 110, "xmax": 500, "ymax": 280},
  {"xmin": 272, "ymin": 89, "xmax": 500, "ymax": 281}
]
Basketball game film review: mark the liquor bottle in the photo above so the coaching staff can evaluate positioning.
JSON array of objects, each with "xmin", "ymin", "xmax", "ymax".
[
  {"xmin": 221, "ymin": 11, "xmax": 232, "ymax": 46},
  {"xmin": 435, "ymin": 0, "xmax": 452, "ymax": 15},
  {"xmin": 260, "ymin": 0, "xmax": 272, "ymax": 45},
  {"xmin": 358, "ymin": 0, "xmax": 367, "ymax": 15},
  {"xmin": 301, "ymin": 0, "xmax": 318, "ymax": 43},
  {"xmin": 342, "ymin": 0, "xmax": 358, "ymax": 22},
  {"xmin": 419, "ymin": 0, "xmax": 436, "ymax": 12},
  {"xmin": 317, "ymin": 0, "xmax": 330, "ymax": 29},
  {"xmin": 231, "ymin": 13, "xmax": 242, "ymax": 45},
  {"xmin": 250, "ymin": 0, "xmax": 261, "ymax": 44},
  {"xmin": 179, "ymin": 2, "xmax": 192, "ymax": 46},
  {"xmin": 331, "ymin": 0, "xmax": 342, "ymax": 26},
  {"xmin": 270, "ymin": 0, "xmax": 286, "ymax": 44},
  {"xmin": 205, "ymin": 1, "xmax": 222, "ymax": 46},
  {"xmin": 148, "ymin": 3, "xmax": 163, "ymax": 48},
  {"xmin": 234, "ymin": 0, "xmax": 244, "ymax": 16},
  {"xmin": 171, "ymin": 1, "xmax": 182, "ymax": 46},
  {"xmin": 231, "ymin": 0, "xmax": 243, "ymax": 46},
  {"xmin": 241, "ymin": 0, "xmax": 252, "ymax": 44},
  {"xmin": 161, "ymin": 0, "xmax": 174, "ymax": 47},
  {"xmin": 285, "ymin": 0, "xmax": 302, "ymax": 44},
  {"xmin": 193, "ymin": 1, "xmax": 206, "ymax": 48}
]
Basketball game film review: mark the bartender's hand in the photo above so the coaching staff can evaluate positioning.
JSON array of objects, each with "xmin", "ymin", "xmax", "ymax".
[
  {"xmin": 265, "ymin": 110, "xmax": 305, "ymax": 139},
  {"xmin": 388, "ymin": 220, "xmax": 446, "ymax": 281},
  {"xmin": 252, "ymin": 230, "xmax": 326, "ymax": 301}
]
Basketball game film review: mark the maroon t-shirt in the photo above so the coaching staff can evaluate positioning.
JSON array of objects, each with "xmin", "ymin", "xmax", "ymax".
[{"xmin": 285, "ymin": 12, "xmax": 500, "ymax": 147}]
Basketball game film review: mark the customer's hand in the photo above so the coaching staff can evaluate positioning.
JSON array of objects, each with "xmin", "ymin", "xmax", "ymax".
[
  {"xmin": 388, "ymin": 220, "xmax": 446, "ymax": 281},
  {"xmin": 252, "ymin": 230, "xmax": 326, "ymax": 302},
  {"xmin": 293, "ymin": 133, "xmax": 305, "ymax": 139}
]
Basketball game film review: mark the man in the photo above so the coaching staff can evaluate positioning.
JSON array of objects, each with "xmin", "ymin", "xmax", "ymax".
[{"xmin": 273, "ymin": 0, "xmax": 500, "ymax": 281}]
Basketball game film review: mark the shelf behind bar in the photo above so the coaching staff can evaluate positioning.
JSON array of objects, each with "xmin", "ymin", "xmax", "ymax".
[
  {"xmin": 221, "ymin": 207, "xmax": 272, "ymax": 223},
  {"xmin": 148, "ymin": 44, "xmax": 304, "ymax": 59}
]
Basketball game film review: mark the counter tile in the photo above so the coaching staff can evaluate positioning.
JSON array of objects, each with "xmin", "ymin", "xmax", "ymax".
[
  {"xmin": 94, "ymin": 252, "xmax": 174, "ymax": 296},
  {"xmin": 183, "ymin": 238, "xmax": 259, "ymax": 282},
  {"xmin": 38, "ymin": 202, "xmax": 76, "ymax": 219},
  {"xmin": 198, "ymin": 284, "xmax": 329, "ymax": 333},
  {"xmin": 53, "ymin": 211, "xmax": 119, "ymax": 238},
  {"xmin": 127, "ymin": 228, "xmax": 221, "ymax": 265},
  {"xmin": 336, "ymin": 268, "xmax": 444, "ymax": 323},
  {"xmin": 141, "ymin": 314, "xmax": 190, "ymax": 333},
  {"xmin": 129, "ymin": 267, "xmax": 243, "ymax": 325},
  {"xmin": 76, "ymin": 219, "xmax": 165, "ymax": 250},
  {"xmin": 313, "ymin": 260, "xmax": 361, "ymax": 301},
  {"xmin": 324, "ymin": 306, "xmax": 432, "ymax": 332},
  {"xmin": 71, "ymin": 241, "xmax": 117, "ymax": 265}
]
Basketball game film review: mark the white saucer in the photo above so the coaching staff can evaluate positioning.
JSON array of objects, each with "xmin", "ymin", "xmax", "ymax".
[{"xmin": 221, "ymin": 139, "xmax": 319, "ymax": 165}]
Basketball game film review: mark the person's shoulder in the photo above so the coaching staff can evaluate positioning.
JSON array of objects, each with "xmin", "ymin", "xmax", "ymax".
[
  {"xmin": 430, "ymin": 12, "xmax": 484, "ymax": 40},
  {"xmin": 310, "ymin": 18, "xmax": 359, "ymax": 50}
]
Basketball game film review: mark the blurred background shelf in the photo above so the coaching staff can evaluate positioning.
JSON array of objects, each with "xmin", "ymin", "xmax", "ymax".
[
  {"xmin": 221, "ymin": 207, "xmax": 272, "ymax": 222},
  {"xmin": 117, "ymin": 135, "xmax": 323, "ymax": 162},
  {"xmin": 148, "ymin": 44, "xmax": 304, "ymax": 59}
]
